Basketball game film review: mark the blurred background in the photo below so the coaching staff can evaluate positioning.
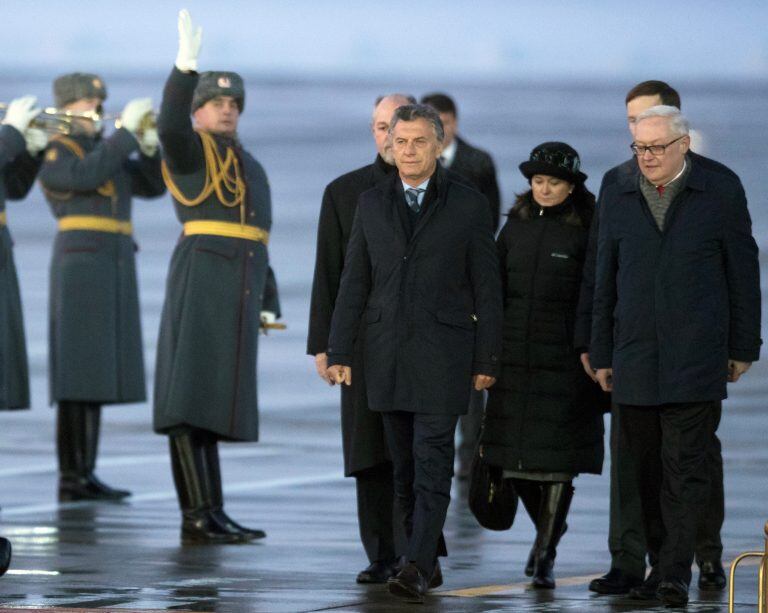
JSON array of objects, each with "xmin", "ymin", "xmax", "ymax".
[{"xmin": 0, "ymin": 0, "xmax": 766, "ymax": 467}]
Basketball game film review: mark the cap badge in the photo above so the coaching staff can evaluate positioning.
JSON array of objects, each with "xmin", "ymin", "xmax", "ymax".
[
  {"xmin": 92, "ymin": 78, "xmax": 102, "ymax": 89},
  {"xmin": 217, "ymin": 77, "xmax": 231, "ymax": 88}
]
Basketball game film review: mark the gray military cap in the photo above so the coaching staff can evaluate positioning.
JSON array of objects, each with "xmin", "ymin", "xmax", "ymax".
[
  {"xmin": 53, "ymin": 73, "xmax": 107, "ymax": 107},
  {"xmin": 192, "ymin": 71, "xmax": 245, "ymax": 113}
]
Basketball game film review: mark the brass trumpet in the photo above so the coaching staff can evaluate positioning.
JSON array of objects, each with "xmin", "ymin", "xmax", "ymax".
[
  {"xmin": 0, "ymin": 104, "xmax": 156, "ymax": 137},
  {"xmin": 0, "ymin": 103, "xmax": 104, "ymax": 135},
  {"xmin": 108, "ymin": 110, "xmax": 157, "ymax": 138}
]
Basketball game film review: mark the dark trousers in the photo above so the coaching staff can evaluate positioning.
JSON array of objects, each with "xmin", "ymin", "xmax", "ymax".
[
  {"xmin": 608, "ymin": 403, "xmax": 724, "ymax": 576},
  {"xmin": 354, "ymin": 462, "xmax": 406, "ymax": 564},
  {"xmin": 381, "ymin": 411, "xmax": 459, "ymax": 576},
  {"xmin": 457, "ymin": 389, "xmax": 485, "ymax": 473},
  {"xmin": 618, "ymin": 401, "xmax": 719, "ymax": 586}
]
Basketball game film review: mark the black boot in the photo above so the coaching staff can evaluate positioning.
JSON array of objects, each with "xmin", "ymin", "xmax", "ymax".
[
  {"xmin": 512, "ymin": 479, "xmax": 543, "ymax": 577},
  {"xmin": 531, "ymin": 481, "xmax": 574, "ymax": 589},
  {"xmin": 0, "ymin": 537, "xmax": 11, "ymax": 577},
  {"xmin": 82, "ymin": 404, "xmax": 131, "ymax": 500},
  {"xmin": 58, "ymin": 402, "xmax": 131, "ymax": 502},
  {"xmin": 58, "ymin": 402, "xmax": 125, "ymax": 501},
  {"xmin": 169, "ymin": 431, "xmax": 246, "ymax": 545},
  {"xmin": 202, "ymin": 435, "xmax": 266, "ymax": 541}
]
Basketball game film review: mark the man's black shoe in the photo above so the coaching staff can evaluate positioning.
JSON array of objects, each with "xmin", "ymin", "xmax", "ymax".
[
  {"xmin": 657, "ymin": 578, "xmax": 689, "ymax": 607},
  {"xmin": 698, "ymin": 560, "xmax": 726, "ymax": 591},
  {"xmin": 627, "ymin": 567, "xmax": 662, "ymax": 600},
  {"xmin": 356, "ymin": 559, "xmax": 398, "ymax": 584},
  {"xmin": 388, "ymin": 562, "xmax": 428, "ymax": 603},
  {"xmin": 588, "ymin": 568, "xmax": 644, "ymax": 595}
]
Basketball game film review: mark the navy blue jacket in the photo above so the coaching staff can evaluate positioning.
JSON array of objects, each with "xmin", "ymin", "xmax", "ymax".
[
  {"xmin": 590, "ymin": 157, "xmax": 761, "ymax": 405},
  {"xmin": 575, "ymin": 151, "xmax": 741, "ymax": 351},
  {"xmin": 327, "ymin": 166, "xmax": 502, "ymax": 415}
]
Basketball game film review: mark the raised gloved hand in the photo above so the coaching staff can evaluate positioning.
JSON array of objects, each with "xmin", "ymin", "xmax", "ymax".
[
  {"xmin": 25, "ymin": 127, "xmax": 48, "ymax": 156},
  {"xmin": 175, "ymin": 9, "xmax": 202, "ymax": 73},
  {"xmin": 119, "ymin": 97, "xmax": 153, "ymax": 136},
  {"xmin": 138, "ymin": 127, "xmax": 159, "ymax": 157},
  {"xmin": 2, "ymin": 95, "xmax": 41, "ymax": 135}
]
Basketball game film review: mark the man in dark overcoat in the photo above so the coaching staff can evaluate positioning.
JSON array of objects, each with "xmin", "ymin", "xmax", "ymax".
[
  {"xmin": 153, "ymin": 10, "xmax": 280, "ymax": 545},
  {"xmin": 327, "ymin": 104, "xmax": 502, "ymax": 602},
  {"xmin": 591, "ymin": 105, "xmax": 761, "ymax": 607},
  {"xmin": 0, "ymin": 96, "xmax": 46, "ymax": 413},
  {"xmin": 0, "ymin": 94, "xmax": 48, "ymax": 577},
  {"xmin": 308, "ymin": 93, "xmax": 414, "ymax": 583},
  {"xmin": 420, "ymin": 92, "xmax": 501, "ymax": 479},
  {"xmin": 576, "ymin": 81, "xmax": 741, "ymax": 596},
  {"xmin": 39, "ymin": 73, "xmax": 165, "ymax": 501}
]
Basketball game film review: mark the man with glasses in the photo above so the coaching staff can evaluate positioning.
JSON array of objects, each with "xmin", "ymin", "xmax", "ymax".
[
  {"xmin": 589, "ymin": 105, "xmax": 761, "ymax": 607},
  {"xmin": 578, "ymin": 81, "xmax": 740, "ymax": 597}
]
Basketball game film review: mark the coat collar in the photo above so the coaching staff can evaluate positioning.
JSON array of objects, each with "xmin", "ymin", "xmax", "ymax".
[
  {"xmin": 617, "ymin": 155, "xmax": 705, "ymax": 193},
  {"xmin": 371, "ymin": 154, "xmax": 396, "ymax": 183},
  {"xmin": 385, "ymin": 163, "xmax": 448, "ymax": 247}
]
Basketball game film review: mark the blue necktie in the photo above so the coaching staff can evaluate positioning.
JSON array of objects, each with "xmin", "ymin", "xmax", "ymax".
[{"xmin": 405, "ymin": 188, "xmax": 424, "ymax": 213}]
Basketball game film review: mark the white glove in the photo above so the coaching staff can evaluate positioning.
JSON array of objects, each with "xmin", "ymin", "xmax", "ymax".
[
  {"xmin": 25, "ymin": 127, "xmax": 48, "ymax": 156},
  {"xmin": 260, "ymin": 311, "xmax": 277, "ymax": 326},
  {"xmin": 175, "ymin": 9, "xmax": 202, "ymax": 73},
  {"xmin": 119, "ymin": 97, "xmax": 153, "ymax": 135},
  {"xmin": 2, "ymin": 95, "xmax": 41, "ymax": 135},
  {"xmin": 138, "ymin": 127, "xmax": 159, "ymax": 157}
]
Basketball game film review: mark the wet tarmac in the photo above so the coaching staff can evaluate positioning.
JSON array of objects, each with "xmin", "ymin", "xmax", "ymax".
[{"xmin": 0, "ymin": 76, "xmax": 767, "ymax": 611}]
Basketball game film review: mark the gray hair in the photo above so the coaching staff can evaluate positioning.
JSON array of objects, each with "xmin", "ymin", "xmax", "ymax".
[
  {"xmin": 374, "ymin": 93, "xmax": 416, "ymax": 108},
  {"xmin": 388, "ymin": 104, "xmax": 445, "ymax": 142},
  {"xmin": 636, "ymin": 104, "xmax": 690, "ymax": 137}
]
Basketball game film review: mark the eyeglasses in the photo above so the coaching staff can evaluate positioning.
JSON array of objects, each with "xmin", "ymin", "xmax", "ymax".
[
  {"xmin": 530, "ymin": 148, "xmax": 581, "ymax": 173},
  {"xmin": 630, "ymin": 135, "xmax": 685, "ymax": 157}
]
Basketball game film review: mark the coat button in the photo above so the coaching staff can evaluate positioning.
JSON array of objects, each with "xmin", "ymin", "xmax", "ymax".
[
  {"xmin": 249, "ymin": 211, "xmax": 255, "ymax": 218},
  {"xmin": 245, "ymin": 289, "xmax": 250, "ymax": 295},
  {"xmin": 402, "ymin": 256, "xmax": 407, "ymax": 261},
  {"xmin": 249, "ymin": 251, "xmax": 254, "ymax": 257}
]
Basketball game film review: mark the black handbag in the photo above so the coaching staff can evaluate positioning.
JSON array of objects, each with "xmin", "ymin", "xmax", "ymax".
[{"xmin": 468, "ymin": 443, "xmax": 518, "ymax": 530}]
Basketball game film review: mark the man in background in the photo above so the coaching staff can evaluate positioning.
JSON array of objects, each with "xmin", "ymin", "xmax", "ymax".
[{"xmin": 308, "ymin": 93, "xmax": 414, "ymax": 584}]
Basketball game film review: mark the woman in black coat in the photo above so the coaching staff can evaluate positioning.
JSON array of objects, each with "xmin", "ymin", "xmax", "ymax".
[{"xmin": 481, "ymin": 142, "xmax": 607, "ymax": 589}]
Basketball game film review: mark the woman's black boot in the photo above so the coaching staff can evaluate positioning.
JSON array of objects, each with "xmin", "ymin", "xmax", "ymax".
[{"xmin": 532, "ymin": 481, "xmax": 574, "ymax": 589}]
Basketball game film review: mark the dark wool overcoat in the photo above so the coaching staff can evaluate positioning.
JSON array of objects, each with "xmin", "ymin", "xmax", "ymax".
[
  {"xmin": 308, "ymin": 155, "xmax": 397, "ymax": 475},
  {"xmin": 327, "ymin": 167, "xmax": 502, "ymax": 415},
  {"xmin": 153, "ymin": 67, "xmax": 280, "ymax": 442},
  {"xmin": 574, "ymin": 151, "xmax": 742, "ymax": 352},
  {"xmin": 482, "ymin": 196, "xmax": 605, "ymax": 474},
  {"xmin": 449, "ymin": 136, "xmax": 501, "ymax": 231},
  {"xmin": 39, "ymin": 126, "xmax": 164, "ymax": 404},
  {"xmin": 0, "ymin": 125, "xmax": 39, "ymax": 409},
  {"xmin": 590, "ymin": 159, "xmax": 761, "ymax": 405}
]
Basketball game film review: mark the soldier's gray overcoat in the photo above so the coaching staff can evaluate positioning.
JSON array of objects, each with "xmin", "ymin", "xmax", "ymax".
[
  {"xmin": 153, "ymin": 67, "xmax": 280, "ymax": 442},
  {"xmin": 39, "ymin": 128, "xmax": 165, "ymax": 403},
  {"xmin": 0, "ymin": 125, "xmax": 39, "ymax": 409}
]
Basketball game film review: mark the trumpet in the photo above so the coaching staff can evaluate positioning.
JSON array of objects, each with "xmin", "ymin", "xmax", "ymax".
[
  {"xmin": 0, "ymin": 104, "xmax": 156, "ymax": 137},
  {"xmin": 0, "ymin": 103, "xmax": 102, "ymax": 135},
  {"xmin": 108, "ymin": 110, "xmax": 157, "ymax": 138}
]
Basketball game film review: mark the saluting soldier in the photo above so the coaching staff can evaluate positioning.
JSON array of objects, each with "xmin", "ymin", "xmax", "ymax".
[
  {"xmin": 0, "ymin": 94, "xmax": 49, "ymax": 578},
  {"xmin": 38, "ymin": 73, "xmax": 165, "ymax": 501},
  {"xmin": 153, "ymin": 10, "xmax": 280, "ymax": 545}
]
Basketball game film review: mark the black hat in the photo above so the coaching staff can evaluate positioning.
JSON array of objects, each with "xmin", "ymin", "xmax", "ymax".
[
  {"xmin": 519, "ymin": 141, "xmax": 587, "ymax": 184},
  {"xmin": 53, "ymin": 73, "xmax": 107, "ymax": 107},
  {"xmin": 192, "ymin": 71, "xmax": 245, "ymax": 113}
]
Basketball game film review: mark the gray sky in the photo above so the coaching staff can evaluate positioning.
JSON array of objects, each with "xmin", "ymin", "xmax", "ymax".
[{"xmin": 1, "ymin": 0, "xmax": 766, "ymax": 80}]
